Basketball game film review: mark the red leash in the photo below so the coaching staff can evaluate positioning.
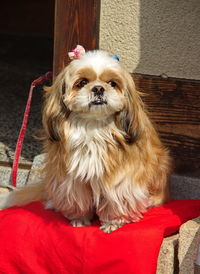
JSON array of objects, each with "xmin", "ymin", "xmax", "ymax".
[{"xmin": 12, "ymin": 72, "xmax": 52, "ymax": 187}]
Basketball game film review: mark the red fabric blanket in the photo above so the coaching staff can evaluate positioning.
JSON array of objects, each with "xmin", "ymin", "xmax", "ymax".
[{"xmin": 0, "ymin": 200, "xmax": 199, "ymax": 274}]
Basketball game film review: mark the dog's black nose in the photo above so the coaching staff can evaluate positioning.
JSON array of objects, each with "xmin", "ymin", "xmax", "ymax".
[{"xmin": 92, "ymin": 85, "xmax": 105, "ymax": 96}]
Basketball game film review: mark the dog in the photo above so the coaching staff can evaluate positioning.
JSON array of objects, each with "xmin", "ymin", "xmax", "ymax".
[{"xmin": 0, "ymin": 46, "xmax": 171, "ymax": 233}]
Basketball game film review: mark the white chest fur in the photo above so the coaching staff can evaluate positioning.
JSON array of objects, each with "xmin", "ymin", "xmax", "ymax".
[{"xmin": 66, "ymin": 115, "xmax": 118, "ymax": 181}]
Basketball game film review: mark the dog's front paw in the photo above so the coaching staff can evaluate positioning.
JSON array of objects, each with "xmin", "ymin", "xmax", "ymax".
[
  {"xmin": 45, "ymin": 200, "xmax": 54, "ymax": 210},
  {"xmin": 70, "ymin": 218, "xmax": 92, "ymax": 227},
  {"xmin": 100, "ymin": 223, "xmax": 122, "ymax": 233}
]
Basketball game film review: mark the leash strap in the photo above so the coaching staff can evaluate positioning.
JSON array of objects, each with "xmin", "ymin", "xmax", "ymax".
[{"xmin": 12, "ymin": 72, "xmax": 52, "ymax": 187}]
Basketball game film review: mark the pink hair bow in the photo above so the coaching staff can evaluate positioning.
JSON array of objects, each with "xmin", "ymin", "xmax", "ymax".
[{"xmin": 68, "ymin": 45, "xmax": 86, "ymax": 60}]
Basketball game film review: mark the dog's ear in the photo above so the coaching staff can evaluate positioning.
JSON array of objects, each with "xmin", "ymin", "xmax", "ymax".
[
  {"xmin": 116, "ymin": 71, "xmax": 146, "ymax": 144},
  {"xmin": 42, "ymin": 67, "xmax": 71, "ymax": 141}
]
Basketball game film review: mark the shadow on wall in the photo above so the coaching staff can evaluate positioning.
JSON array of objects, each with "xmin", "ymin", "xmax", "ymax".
[{"xmin": 135, "ymin": 0, "xmax": 200, "ymax": 80}]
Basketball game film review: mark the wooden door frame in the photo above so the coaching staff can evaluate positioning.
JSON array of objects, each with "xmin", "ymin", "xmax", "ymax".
[{"xmin": 53, "ymin": 0, "xmax": 100, "ymax": 77}]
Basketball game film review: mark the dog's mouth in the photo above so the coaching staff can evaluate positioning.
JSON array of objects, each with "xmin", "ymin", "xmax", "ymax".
[{"xmin": 89, "ymin": 96, "xmax": 107, "ymax": 107}]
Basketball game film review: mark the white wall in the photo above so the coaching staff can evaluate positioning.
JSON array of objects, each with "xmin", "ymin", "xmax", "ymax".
[{"xmin": 100, "ymin": 0, "xmax": 200, "ymax": 80}]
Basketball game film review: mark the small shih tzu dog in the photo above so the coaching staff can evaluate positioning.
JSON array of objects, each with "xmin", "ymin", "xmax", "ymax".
[{"xmin": 0, "ymin": 46, "xmax": 171, "ymax": 233}]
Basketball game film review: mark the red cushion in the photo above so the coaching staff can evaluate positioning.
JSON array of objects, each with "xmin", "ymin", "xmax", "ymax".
[{"xmin": 0, "ymin": 200, "xmax": 199, "ymax": 274}]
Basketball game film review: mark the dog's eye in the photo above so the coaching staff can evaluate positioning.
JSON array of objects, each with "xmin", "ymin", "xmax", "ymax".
[
  {"xmin": 108, "ymin": 81, "xmax": 117, "ymax": 88},
  {"xmin": 77, "ymin": 78, "xmax": 89, "ymax": 88}
]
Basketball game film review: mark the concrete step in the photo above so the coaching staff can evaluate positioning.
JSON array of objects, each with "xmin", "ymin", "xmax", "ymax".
[
  {"xmin": 157, "ymin": 234, "xmax": 179, "ymax": 274},
  {"xmin": 178, "ymin": 217, "xmax": 200, "ymax": 274},
  {"xmin": 0, "ymin": 165, "xmax": 29, "ymax": 188}
]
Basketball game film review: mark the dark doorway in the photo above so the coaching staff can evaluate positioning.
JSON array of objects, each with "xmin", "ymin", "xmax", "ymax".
[{"xmin": 0, "ymin": 0, "xmax": 54, "ymax": 165}]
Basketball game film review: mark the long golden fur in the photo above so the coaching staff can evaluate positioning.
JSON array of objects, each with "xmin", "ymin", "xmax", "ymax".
[{"xmin": 0, "ymin": 50, "xmax": 171, "ymax": 232}]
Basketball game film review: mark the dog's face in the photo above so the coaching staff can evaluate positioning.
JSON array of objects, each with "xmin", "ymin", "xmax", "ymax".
[
  {"xmin": 43, "ymin": 50, "xmax": 143, "ymax": 142},
  {"xmin": 63, "ymin": 51, "xmax": 127, "ymax": 117}
]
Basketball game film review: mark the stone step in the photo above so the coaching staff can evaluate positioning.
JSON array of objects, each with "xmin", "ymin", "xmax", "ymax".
[
  {"xmin": 157, "ymin": 234, "xmax": 179, "ymax": 274},
  {"xmin": 0, "ymin": 165, "xmax": 30, "ymax": 188},
  {"xmin": 179, "ymin": 217, "xmax": 200, "ymax": 274}
]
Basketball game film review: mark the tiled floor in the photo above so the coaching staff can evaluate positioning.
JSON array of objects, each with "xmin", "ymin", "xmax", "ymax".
[{"xmin": 0, "ymin": 34, "xmax": 53, "ymax": 165}]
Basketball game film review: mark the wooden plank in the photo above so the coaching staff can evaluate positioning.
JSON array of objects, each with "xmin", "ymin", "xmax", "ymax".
[
  {"xmin": 133, "ymin": 74, "xmax": 200, "ymax": 177},
  {"xmin": 53, "ymin": 0, "xmax": 100, "ymax": 77},
  {"xmin": 0, "ymin": 161, "xmax": 32, "ymax": 170}
]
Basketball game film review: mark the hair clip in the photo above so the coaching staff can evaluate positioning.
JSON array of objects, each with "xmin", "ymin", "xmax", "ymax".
[
  {"xmin": 68, "ymin": 45, "xmax": 86, "ymax": 60},
  {"xmin": 113, "ymin": 55, "xmax": 120, "ymax": 61}
]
